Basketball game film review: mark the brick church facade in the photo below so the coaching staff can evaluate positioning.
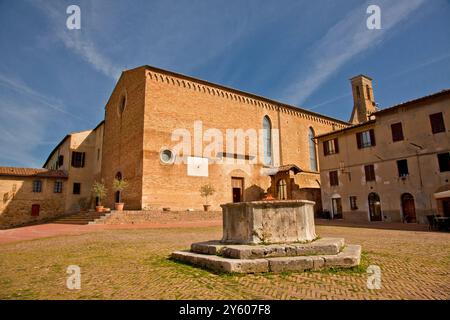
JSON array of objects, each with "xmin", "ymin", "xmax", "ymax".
[{"xmin": 98, "ymin": 66, "xmax": 347, "ymax": 212}]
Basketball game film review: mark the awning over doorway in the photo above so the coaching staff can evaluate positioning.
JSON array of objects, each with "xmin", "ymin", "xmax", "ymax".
[
  {"xmin": 434, "ymin": 190, "xmax": 450, "ymax": 199},
  {"xmin": 434, "ymin": 185, "xmax": 450, "ymax": 199},
  {"xmin": 265, "ymin": 164, "xmax": 302, "ymax": 176}
]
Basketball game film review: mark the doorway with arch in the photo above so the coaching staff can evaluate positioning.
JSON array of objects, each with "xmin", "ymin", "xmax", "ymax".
[
  {"xmin": 401, "ymin": 193, "xmax": 416, "ymax": 223},
  {"xmin": 368, "ymin": 192, "xmax": 382, "ymax": 221}
]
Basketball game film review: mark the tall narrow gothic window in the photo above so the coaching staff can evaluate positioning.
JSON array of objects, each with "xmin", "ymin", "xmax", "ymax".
[
  {"xmin": 263, "ymin": 116, "xmax": 273, "ymax": 165},
  {"xmin": 308, "ymin": 127, "xmax": 317, "ymax": 171}
]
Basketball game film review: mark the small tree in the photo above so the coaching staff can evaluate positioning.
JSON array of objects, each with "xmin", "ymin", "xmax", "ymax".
[
  {"xmin": 113, "ymin": 178, "xmax": 129, "ymax": 203},
  {"xmin": 200, "ymin": 184, "xmax": 215, "ymax": 205},
  {"xmin": 91, "ymin": 181, "xmax": 107, "ymax": 206},
  {"xmin": 78, "ymin": 197, "xmax": 89, "ymax": 211}
]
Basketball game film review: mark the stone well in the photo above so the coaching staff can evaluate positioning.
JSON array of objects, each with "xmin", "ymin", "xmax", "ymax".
[
  {"xmin": 171, "ymin": 200, "xmax": 361, "ymax": 274},
  {"xmin": 221, "ymin": 200, "xmax": 317, "ymax": 244}
]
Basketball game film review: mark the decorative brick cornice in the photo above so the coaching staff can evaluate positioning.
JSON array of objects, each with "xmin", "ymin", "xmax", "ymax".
[{"xmin": 145, "ymin": 67, "xmax": 349, "ymax": 129}]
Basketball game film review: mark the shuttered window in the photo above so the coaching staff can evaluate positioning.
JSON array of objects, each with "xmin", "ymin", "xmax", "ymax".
[
  {"xmin": 391, "ymin": 122, "xmax": 404, "ymax": 142},
  {"xmin": 438, "ymin": 153, "xmax": 450, "ymax": 172},
  {"xmin": 73, "ymin": 183, "xmax": 81, "ymax": 195},
  {"xmin": 430, "ymin": 112, "xmax": 445, "ymax": 134},
  {"xmin": 54, "ymin": 181, "xmax": 63, "ymax": 193},
  {"xmin": 397, "ymin": 159, "xmax": 409, "ymax": 177},
  {"xmin": 71, "ymin": 152, "xmax": 85, "ymax": 168},
  {"xmin": 58, "ymin": 155, "xmax": 64, "ymax": 167},
  {"xmin": 356, "ymin": 129, "xmax": 376, "ymax": 149},
  {"xmin": 323, "ymin": 138, "xmax": 339, "ymax": 156},
  {"xmin": 32, "ymin": 180, "xmax": 42, "ymax": 193},
  {"xmin": 364, "ymin": 165, "xmax": 376, "ymax": 182},
  {"xmin": 329, "ymin": 171, "xmax": 339, "ymax": 186}
]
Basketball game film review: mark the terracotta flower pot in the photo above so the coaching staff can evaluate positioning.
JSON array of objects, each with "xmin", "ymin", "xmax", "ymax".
[
  {"xmin": 115, "ymin": 203, "xmax": 124, "ymax": 211},
  {"xmin": 203, "ymin": 204, "xmax": 210, "ymax": 212},
  {"xmin": 95, "ymin": 205, "xmax": 104, "ymax": 213}
]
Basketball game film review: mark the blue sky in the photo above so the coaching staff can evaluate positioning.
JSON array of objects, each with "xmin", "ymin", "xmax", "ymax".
[{"xmin": 0, "ymin": 0, "xmax": 449, "ymax": 167}]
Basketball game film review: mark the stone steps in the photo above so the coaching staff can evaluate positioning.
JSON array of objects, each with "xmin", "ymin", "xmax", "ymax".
[
  {"xmin": 191, "ymin": 238, "xmax": 345, "ymax": 259},
  {"xmin": 171, "ymin": 245, "xmax": 361, "ymax": 274},
  {"xmin": 51, "ymin": 212, "xmax": 109, "ymax": 225}
]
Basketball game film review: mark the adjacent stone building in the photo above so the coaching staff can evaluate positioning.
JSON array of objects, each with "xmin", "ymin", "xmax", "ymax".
[
  {"xmin": 43, "ymin": 121, "xmax": 104, "ymax": 212},
  {"xmin": 0, "ymin": 167, "xmax": 67, "ymax": 228},
  {"xmin": 317, "ymin": 76, "xmax": 450, "ymax": 223}
]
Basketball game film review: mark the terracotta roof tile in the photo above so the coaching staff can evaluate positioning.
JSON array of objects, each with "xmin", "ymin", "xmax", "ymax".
[{"xmin": 0, "ymin": 167, "xmax": 68, "ymax": 179}]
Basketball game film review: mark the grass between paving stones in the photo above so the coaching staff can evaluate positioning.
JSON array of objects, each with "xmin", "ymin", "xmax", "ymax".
[{"xmin": 0, "ymin": 225, "xmax": 448, "ymax": 300}]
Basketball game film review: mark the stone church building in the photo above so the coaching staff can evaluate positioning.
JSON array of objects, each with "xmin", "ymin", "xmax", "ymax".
[{"xmin": 88, "ymin": 65, "xmax": 347, "ymax": 212}]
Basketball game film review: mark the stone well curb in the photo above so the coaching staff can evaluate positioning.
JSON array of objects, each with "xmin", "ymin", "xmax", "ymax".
[{"xmin": 171, "ymin": 244, "xmax": 361, "ymax": 274}]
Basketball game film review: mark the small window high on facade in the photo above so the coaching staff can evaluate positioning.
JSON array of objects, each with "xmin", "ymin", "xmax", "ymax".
[
  {"xmin": 397, "ymin": 159, "xmax": 409, "ymax": 177},
  {"xmin": 438, "ymin": 153, "xmax": 450, "ymax": 172},
  {"xmin": 73, "ymin": 183, "xmax": 81, "ymax": 195},
  {"xmin": 329, "ymin": 171, "xmax": 339, "ymax": 186},
  {"xmin": 32, "ymin": 180, "xmax": 42, "ymax": 193},
  {"xmin": 323, "ymin": 138, "xmax": 339, "ymax": 156},
  {"xmin": 58, "ymin": 155, "xmax": 64, "ymax": 167},
  {"xmin": 54, "ymin": 181, "xmax": 63, "ymax": 193},
  {"xmin": 71, "ymin": 151, "xmax": 85, "ymax": 168},
  {"xmin": 430, "ymin": 112, "xmax": 446, "ymax": 134},
  {"xmin": 391, "ymin": 122, "xmax": 404, "ymax": 142},
  {"xmin": 356, "ymin": 129, "xmax": 376, "ymax": 149},
  {"xmin": 364, "ymin": 165, "xmax": 376, "ymax": 182}
]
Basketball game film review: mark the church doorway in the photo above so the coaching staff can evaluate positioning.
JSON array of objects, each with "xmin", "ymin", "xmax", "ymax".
[{"xmin": 231, "ymin": 177, "xmax": 244, "ymax": 203}]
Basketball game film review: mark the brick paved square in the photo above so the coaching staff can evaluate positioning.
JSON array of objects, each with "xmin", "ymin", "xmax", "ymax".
[{"xmin": 0, "ymin": 225, "xmax": 448, "ymax": 300}]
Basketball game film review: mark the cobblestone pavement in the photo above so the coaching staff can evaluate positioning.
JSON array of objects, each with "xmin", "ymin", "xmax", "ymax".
[
  {"xmin": 0, "ymin": 225, "xmax": 448, "ymax": 300},
  {"xmin": 0, "ymin": 219, "xmax": 222, "ymax": 244}
]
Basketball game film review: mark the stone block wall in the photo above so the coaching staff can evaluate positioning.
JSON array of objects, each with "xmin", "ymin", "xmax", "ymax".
[{"xmin": 0, "ymin": 177, "xmax": 66, "ymax": 229}]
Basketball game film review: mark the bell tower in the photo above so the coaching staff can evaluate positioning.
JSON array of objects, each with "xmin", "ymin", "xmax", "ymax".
[{"xmin": 349, "ymin": 75, "xmax": 376, "ymax": 124}]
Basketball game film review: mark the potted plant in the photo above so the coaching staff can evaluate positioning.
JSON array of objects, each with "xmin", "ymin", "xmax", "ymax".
[
  {"xmin": 200, "ymin": 184, "xmax": 215, "ymax": 212},
  {"xmin": 78, "ymin": 197, "xmax": 89, "ymax": 213},
  {"xmin": 91, "ymin": 181, "xmax": 107, "ymax": 212},
  {"xmin": 113, "ymin": 178, "xmax": 129, "ymax": 211}
]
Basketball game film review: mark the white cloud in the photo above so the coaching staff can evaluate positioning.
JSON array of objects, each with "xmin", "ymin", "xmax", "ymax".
[
  {"xmin": 58, "ymin": 31, "xmax": 122, "ymax": 79},
  {"xmin": 0, "ymin": 73, "xmax": 85, "ymax": 121},
  {"xmin": 33, "ymin": 0, "xmax": 121, "ymax": 79},
  {"xmin": 0, "ymin": 100, "xmax": 49, "ymax": 167},
  {"xmin": 281, "ymin": 0, "xmax": 425, "ymax": 105}
]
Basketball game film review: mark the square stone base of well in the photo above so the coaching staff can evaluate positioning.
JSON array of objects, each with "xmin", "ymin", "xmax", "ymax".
[{"xmin": 171, "ymin": 237, "xmax": 361, "ymax": 274}]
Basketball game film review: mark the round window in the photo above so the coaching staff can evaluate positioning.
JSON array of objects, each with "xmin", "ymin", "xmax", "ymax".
[{"xmin": 160, "ymin": 149, "xmax": 174, "ymax": 164}]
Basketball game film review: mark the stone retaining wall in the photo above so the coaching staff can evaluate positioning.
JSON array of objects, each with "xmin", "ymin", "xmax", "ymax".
[{"xmin": 97, "ymin": 210, "xmax": 222, "ymax": 225}]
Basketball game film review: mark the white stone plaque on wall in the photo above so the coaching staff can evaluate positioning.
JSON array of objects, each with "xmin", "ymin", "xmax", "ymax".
[{"xmin": 187, "ymin": 156, "xmax": 208, "ymax": 177}]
